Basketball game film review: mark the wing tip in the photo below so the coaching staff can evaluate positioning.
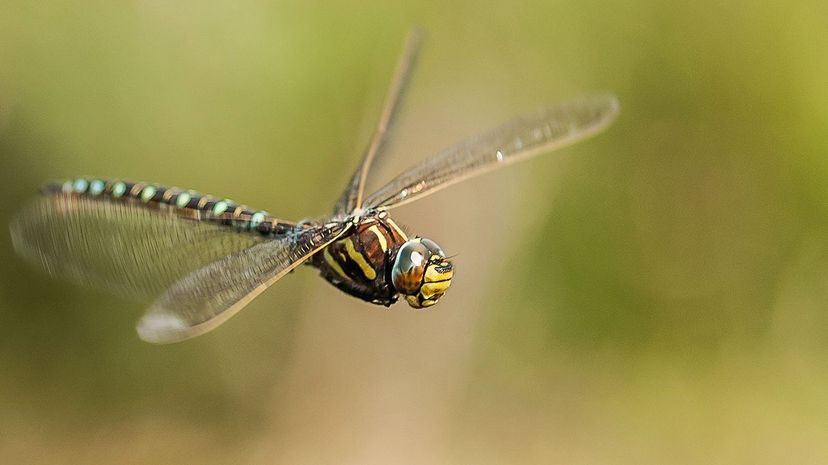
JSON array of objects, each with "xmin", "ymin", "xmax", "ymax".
[
  {"xmin": 8, "ymin": 211, "xmax": 40, "ymax": 267},
  {"xmin": 580, "ymin": 92, "xmax": 621, "ymax": 122},
  {"xmin": 570, "ymin": 92, "xmax": 621, "ymax": 134},
  {"xmin": 8, "ymin": 216, "xmax": 23, "ymax": 253},
  {"xmin": 599, "ymin": 92, "xmax": 621, "ymax": 119},
  {"xmin": 136, "ymin": 311, "xmax": 193, "ymax": 344}
]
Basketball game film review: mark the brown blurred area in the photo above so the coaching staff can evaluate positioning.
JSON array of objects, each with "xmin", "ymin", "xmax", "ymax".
[{"xmin": 2, "ymin": 1, "xmax": 828, "ymax": 464}]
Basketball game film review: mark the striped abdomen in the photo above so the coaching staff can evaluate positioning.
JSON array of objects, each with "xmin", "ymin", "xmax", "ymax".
[{"xmin": 42, "ymin": 177, "xmax": 295, "ymax": 236}]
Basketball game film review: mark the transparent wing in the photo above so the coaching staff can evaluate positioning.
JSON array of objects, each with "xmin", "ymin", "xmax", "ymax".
[
  {"xmin": 137, "ymin": 221, "xmax": 349, "ymax": 343},
  {"xmin": 334, "ymin": 29, "xmax": 421, "ymax": 215},
  {"xmin": 10, "ymin": 194, "xmax": 264, "ymax": 300},
  {"xmin": 362, "ymin": 94, "xmax": 620, "ymax": 210}
]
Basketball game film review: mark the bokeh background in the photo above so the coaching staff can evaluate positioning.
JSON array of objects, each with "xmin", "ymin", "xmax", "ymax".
[{"xmin": 2, "ymin": 1, "xmax": 828, "ymax": 464}]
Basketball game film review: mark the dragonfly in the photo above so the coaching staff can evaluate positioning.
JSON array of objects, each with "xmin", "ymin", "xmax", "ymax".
[{"xmin": 10, "ymin": 31, "xmax": 619, "ymax": 344}]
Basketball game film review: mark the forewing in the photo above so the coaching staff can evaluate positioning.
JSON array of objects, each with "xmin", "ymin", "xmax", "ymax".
[
  {"xmin": 10, "ymin": 194, "xmax": 263, "ymax": 300},
  {"xmin": 363, "ymin": 94, "xmax": 620, "ymax": 209},
  {"xmin": 334, "ymin": 30, "xmax": 421, "ymax": 215},
  {"xmin": 137, "ymin": 221, "xmax": 349, "ymax": 343}
]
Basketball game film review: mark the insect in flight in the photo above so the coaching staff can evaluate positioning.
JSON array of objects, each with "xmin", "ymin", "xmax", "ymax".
[{"xmin": 10, "ymin": 31, "xmax": 619, "ymax": 344}]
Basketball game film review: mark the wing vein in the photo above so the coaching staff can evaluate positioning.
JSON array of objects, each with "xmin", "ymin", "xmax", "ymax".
[{"xmin": 363, "ymin": 94, "xmax": 620, "ymax": 210}]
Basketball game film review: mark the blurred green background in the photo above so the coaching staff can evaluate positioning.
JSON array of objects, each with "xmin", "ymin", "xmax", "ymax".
[{"xmin": 2, "ymin": 1, "xmax": 828, "ymax": 464}]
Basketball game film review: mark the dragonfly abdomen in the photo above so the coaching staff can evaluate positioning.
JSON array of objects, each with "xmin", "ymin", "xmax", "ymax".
[{"xmin": 41, "ymin": 178, "xmax": 295, "ymax": 236}]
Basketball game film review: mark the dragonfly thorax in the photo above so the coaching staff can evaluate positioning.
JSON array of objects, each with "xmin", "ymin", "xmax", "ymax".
[{"xmin": 309, "ymin": 214, "xmax": 452, "ymax": 308}]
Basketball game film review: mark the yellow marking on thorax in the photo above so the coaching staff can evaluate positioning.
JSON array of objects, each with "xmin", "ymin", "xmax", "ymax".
[
  {"xmin": 323, "ymin": 248, "xmax": 350, "ymax": 281},
  {"xmin": 368, "ymin": 225, "xmax": 388, "ymax": 252},
  {"xmin": 345, "ymin": 237, "xmax": 377, "ymax": 280},
  {"xmin": 386, "ymin": 218, "xmax": 408, "ymax": 241}
]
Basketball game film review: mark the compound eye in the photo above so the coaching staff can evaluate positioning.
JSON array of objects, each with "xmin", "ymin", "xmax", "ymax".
[
  {"xmin": 419, "ymin": 238, "xmax": 445, "ymax": 258},
  {"xmin": 391, "ymin": 240, "xmax": 430, "ymax": 295}
]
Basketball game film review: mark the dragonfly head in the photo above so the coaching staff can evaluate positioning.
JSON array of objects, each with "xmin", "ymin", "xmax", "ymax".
[{"xmin": 391, "ymin": 237, "xmax": 454, "ymax": 308}]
